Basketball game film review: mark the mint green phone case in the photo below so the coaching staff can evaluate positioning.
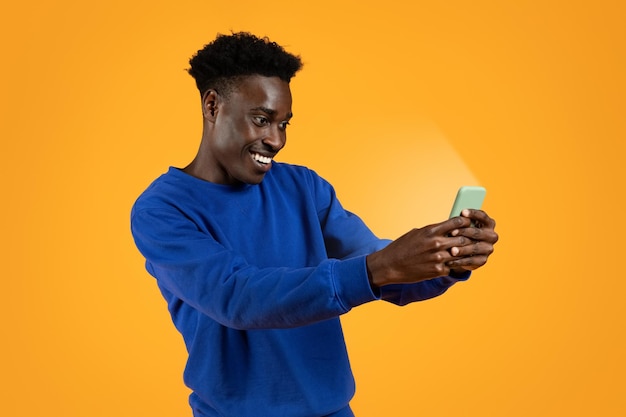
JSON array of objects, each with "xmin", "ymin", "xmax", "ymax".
[{"xmin": 449, "ymin": 186, "xmax": 486, "ymax": 218}]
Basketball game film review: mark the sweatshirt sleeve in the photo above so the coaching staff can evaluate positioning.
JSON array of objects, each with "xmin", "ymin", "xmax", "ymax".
[{"xmin": 130, "ymin": 207, "xmax": 379, "ymax": 330}]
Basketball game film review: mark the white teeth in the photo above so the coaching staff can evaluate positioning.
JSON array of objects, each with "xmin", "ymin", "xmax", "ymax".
[{"xmin": 252, "ymin": 153, "xmax": 272, "ymax": 164}]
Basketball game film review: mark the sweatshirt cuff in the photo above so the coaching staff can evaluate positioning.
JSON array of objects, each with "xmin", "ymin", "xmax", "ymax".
[{"xmin": 332, "ymin": 256, "xmax": 380, "ymax": 310}]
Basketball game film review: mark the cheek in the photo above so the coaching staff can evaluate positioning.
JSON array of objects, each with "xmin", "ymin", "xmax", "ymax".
[{"xmin": 225, "ymin": 117, "xmax": 257, "ymax": 141}]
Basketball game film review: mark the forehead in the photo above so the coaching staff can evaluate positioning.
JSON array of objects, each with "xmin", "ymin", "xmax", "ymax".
[{"xmin": 228, "ymin": 75, "xmax": 293, "ymax": 112}]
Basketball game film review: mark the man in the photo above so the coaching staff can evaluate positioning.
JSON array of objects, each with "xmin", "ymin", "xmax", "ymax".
[{"xmin": 131, "ymin": 32, "xmax": 498, "ymax": 417}]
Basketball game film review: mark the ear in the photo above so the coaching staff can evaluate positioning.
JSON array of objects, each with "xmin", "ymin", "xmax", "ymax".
[{"xmin": 201, "ymin": 90, "xmax": 219, "ymax": 121}]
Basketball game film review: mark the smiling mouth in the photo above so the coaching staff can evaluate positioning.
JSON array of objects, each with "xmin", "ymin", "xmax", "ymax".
[{"xmin": 251, "ymin": 152, "xmax": 273, "ymax": 165}]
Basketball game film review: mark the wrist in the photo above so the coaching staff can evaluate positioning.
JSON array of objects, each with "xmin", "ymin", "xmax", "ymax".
[{"xmin": 366, "ymin": 252, "xmax": 391, "ymax": 288}]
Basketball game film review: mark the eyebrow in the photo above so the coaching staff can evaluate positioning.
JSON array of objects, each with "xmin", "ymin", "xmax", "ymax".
[{"xmin": 251, "ymin": 106, "xmax": 293, "ymax": 119}]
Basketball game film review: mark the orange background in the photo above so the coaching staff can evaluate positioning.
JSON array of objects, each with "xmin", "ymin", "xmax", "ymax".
[{"xmin": 2, "ymin": 1, "xmax": 625, "ymax": 416}]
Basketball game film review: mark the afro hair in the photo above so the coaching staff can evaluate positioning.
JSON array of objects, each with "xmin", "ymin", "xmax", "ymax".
[{"xmin": 188, "ymin": 32, "xmax": 303, "ymax": 97}]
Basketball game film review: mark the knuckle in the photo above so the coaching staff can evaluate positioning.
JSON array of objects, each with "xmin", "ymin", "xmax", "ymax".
[{"xmin": 433, "ymin": 238, "xmax": 443, "ymax": 249}]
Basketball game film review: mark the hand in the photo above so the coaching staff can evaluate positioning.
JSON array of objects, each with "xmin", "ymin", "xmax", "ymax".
[
  {"xmin": 366, "ymin": 210, "xmax": 498, "ymax": 287},
  {"xmin": 446, "ymin": 209, "xmax": 498, "ymax": 273},
  {"xmin": 366, "ymin": 217, "xmax": 468, "ymax": 287}
]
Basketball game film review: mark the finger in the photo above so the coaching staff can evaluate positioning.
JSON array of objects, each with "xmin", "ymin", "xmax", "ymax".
[
  {"xmin": 446, "ymin": 235, "xmax": 474, "ymax": 257},
  {"xmin": 453, "ymin": 225, "xmax": 499, "ymax": 244},
  {"xmin": 462, "ymin": 209, "xmax": 496, "ymax": 229},
  {"xmin": 416, "ymin": 248, "xmax": 458, "ymax": 280},
  {"xmin": 433, "ymin": 216, "xmax": 472, "ymax": 237},
  {"xmin": 446, "ymin": 254, "xmax": 488, "ymax": 270},
  {"xmin": 452, "ymin": 241, "xmax": 494, "ymax": 258}
]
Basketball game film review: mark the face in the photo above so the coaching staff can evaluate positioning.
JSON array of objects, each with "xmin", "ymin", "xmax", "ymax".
[{"xmin": 203, "ymin": 75, "xmax": 293, "ymax": 185}]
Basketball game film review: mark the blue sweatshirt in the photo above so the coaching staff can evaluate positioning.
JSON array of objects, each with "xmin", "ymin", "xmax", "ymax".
[{"xmin": 130, "ymin": 164, "xmax": 468, "ymax": 417}]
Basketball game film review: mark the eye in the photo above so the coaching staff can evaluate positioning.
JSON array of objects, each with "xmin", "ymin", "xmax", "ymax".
[
  {"xmin": 254, "ymin": 116, "xmax": 269, "ymax": 126},
  {"xmin": 279, "ymin": 121, "xmax": 290, "ymax": 130}
]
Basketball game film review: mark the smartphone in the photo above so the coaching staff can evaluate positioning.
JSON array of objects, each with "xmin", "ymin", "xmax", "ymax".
[{"xmin": 449, "ymin": 186, "xmax": 486, "ymax": 218}]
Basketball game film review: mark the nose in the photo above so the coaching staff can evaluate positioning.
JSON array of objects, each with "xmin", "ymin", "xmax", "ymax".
[{"xmin": 263, "ymin": 125, "xmax": 286, "ymax": 152}]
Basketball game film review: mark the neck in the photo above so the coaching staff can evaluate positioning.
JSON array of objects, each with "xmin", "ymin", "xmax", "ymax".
[{"xmin": 183, "ymin": 130, "xmax": 213, "ymax": 181}]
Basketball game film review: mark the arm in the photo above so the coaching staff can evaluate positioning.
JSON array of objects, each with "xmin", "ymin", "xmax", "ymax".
[
  {"xmin": 313, "ymin": 178, "xmax": 487, "ymax": 305},
  {"xmin": 131, "ymin": 207, "xmax": 378, "ymax": 330}
]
